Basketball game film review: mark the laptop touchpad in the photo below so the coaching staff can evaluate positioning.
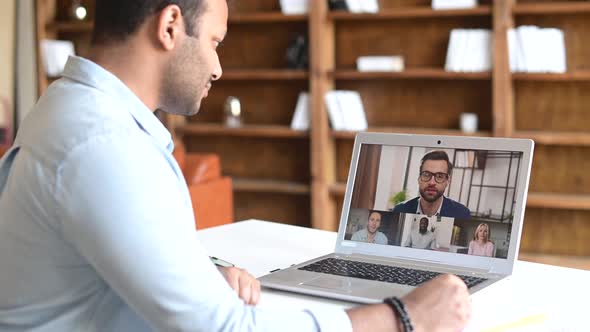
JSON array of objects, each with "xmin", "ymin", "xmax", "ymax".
[{"xmin": 300, "ymin": 276, "xmax": 368, "ymax": 293}]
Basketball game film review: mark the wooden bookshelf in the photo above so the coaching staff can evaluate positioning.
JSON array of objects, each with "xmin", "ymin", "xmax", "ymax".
[
  {"xmin": 513, "ymin": 71, "xmax": 590, "ymax": 81},
  {"xmin": 527, "ymin": 192, "xmax": 590, "ymax": 211},
  {"xmin": 329, "ymin": 6, "xmax": 492, "ymax": 20},
  {"xmin": 35, "ymin": 0, "xmax": 590, "ymax": 264},
  {"xmin": 519, "ymin": 252, "xmax": 590, "ymax": 271},
  {"xmin": 233, "ymin": 178, "xmax": 310, "ymax": 195},
  {"xmin": 46, "ymin": 20, "xmax": 93, "ymax": 33},
  {"xmin": 332, "ymin": 68, "xmax": 491, "ymax": 80},
  {"xmin": 228, "ymin": 12, "xmax": 307, "ymax": 23},
  {"xmin": 221, "ymin": 69, "xmax": 308, "ymax": 80},
  {"xmin": 513, "ymin": 2, "xmax": 590, "ymax": 15},
  {"xmin": 513, "ymin": 131, "xmax": 590, "ymax": 146},
  {"xmin": 331, "ymin": 127, "xmax": 492, "ymax": 140},
  {"xmin": 176, "ymin": 123, "xmax": 309, "ymax": 139}
]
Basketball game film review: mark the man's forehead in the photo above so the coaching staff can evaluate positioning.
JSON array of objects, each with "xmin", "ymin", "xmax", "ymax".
[{"xmin": 423, "ymin": 159, "xmax": 447, "ymax": 169}]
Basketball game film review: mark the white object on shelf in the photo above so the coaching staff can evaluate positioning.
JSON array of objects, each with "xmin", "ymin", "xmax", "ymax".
[
  {"xmin": 41, "ymin": 39, "xmax": 75, "ymax": 77},
  {"xmin": 324, "ymin": 91, "xmax": 367, "ymax": 131},
  {"xmin": 508, "ymin": 26, "xmax": 567, "ymax": 73},
  {"xmin": 432, "ymin": 0, "xmax": 478, "ymax": 10},
  {"xmin": 290, "ymin": 92, "xmax": 310, "ymax": 131},
  {"xmin": 460, "ymin": 112, "xmax": 478, "ymax": 134},
  {"xmin": 279, "ymin": 0, "xmax": 309, "ymax": 15},
  {"xmin": 356, "ymin": 56, "xmax": 404, "ymax": 72},
  {"xmin": 445, "ymin": 29, "xmax": 492, "ymax": 72}
]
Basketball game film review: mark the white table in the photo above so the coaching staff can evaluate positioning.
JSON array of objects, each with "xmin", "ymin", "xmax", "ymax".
[{"xmin": 197, "ymin": 220, "xmax": 587, "ymax": 331}]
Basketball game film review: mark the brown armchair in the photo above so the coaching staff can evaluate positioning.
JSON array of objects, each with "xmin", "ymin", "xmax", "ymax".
[{"xmin": 172, "ymin": 141, "xmax": 234, "ymax": 229}]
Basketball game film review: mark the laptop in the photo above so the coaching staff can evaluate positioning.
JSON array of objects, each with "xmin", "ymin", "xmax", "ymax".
[{"xmin": 259, "ymin": 132, "xmax": 534, "ymax": 303}]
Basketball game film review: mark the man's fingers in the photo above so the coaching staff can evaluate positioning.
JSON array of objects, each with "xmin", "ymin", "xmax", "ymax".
[
  {"xmin": 238, "ymin": 273, "xmax": 252, "ymax": 304},
  {"xmin": 249, "ymin": 279, "xmax": 261, "ymax": 305}
]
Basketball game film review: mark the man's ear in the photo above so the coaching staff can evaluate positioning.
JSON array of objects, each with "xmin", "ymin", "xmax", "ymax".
[{"xmin": 156, "ymin": 5, "xmax": 185, "ymax": 51}]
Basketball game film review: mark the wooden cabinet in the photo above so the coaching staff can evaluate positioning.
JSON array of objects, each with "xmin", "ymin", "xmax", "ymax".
[{"xmin": 36, "ymin": 0, "xmax": 590, "ymax": 268}]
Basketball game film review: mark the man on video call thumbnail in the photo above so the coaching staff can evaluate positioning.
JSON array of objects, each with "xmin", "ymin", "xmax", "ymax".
[
  {"xmin": 351, "ymin": 210, "xmax": 388, "ymax": 245},
  {"xmin": 404, "ymin": 217, "xmax": 435, "ymax": 249},
  {"xmin": 393, "ymin": 150, "xmax": 471, "ymax": 219}
]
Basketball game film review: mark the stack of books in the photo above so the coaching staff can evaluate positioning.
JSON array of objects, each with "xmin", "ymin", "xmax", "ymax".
[
  {"xmin": 508, "ymin": 26, "xmax": 567, "ymax": 73},
  {"xmin": 445, "ymin": 29, "xmax": 492, "ymax": 72},
  {"xmin": 324, "ymin": 91, "xmax": 368, "ymax": 131},
  {"xmin": 290, "ymin": 92, "xmax": 310, "ymax": 131},
  {"xmin": 328, "ymin": 0, "xmax": 379, "ymax": 13},
  {"xmin": 432, "ymin": 0, "xmax": 478, "ymax": 10},
  {"xmin": 279, "ymin": 0, "xmax": 309, "ymax": 15}
]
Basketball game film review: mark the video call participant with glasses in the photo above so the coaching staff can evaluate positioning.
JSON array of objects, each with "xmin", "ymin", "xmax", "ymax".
[{"xmin": 393, "ymin": 151, "xmax": 471, "ymax": 219}]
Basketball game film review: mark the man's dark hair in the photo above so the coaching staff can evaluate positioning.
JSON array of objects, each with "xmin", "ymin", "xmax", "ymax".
[
  {"xmin": 92, "ymin": 0, "xmax": 207, "ymax": 45},
  {"xmin": 420, "ymin": 150, "xmax": 453, "ymax": 175},
  {"xmin": 368, "ymin": 210, "xmax": 382, "ymax": 220}
]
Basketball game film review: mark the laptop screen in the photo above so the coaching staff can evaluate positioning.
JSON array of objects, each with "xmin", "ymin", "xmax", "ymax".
[{"xmin": 344, "ymin": 143, "xmax": 523, "ymax": 260}]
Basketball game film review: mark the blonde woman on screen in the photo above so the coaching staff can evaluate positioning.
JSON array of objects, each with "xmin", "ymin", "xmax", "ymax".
[{"xmin": 468, "ymin": 223, "xmax": 495, "ymax": 257}]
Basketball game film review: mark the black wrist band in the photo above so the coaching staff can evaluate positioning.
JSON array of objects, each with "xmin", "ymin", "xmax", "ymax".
[{"xmin": 384, "ymin": 297, "xmax": 414, "ymax": 332}]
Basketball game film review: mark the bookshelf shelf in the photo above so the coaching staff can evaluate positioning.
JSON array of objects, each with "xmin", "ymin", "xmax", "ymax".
[
  {"xmin": 228, "ymin": 12, "xmax": 307, "ymax": 23},
  {"xmin": 512, "ymin": 71, "xmax": 590, "ymax": 82},
  {"xmin": 332, "ymin": 69, "xmax": 491, "ymax": 80},
  {"xmin": 221, "ymin": 69, "xmax": 308, "ymax": 80},
  {"xmin": 176, "ymin": 123, "xmax": 309, "ymax": 139},
  {"xmin": 512, "ymin": 131, "xmax": 590, "ymax": 146},
  {"xmin": 513, "ymin": 2, "xmax": 590, "ymax": 15},
  {"xmin": 331, "ymin": 127, "xmax": 492, "ymax": 140},
  {"xmin": 329, "ymin": 183, "xmax": 346, "ymax": 196},
  {"xmin": 46, "ymin": 20, "xmax": 93, "ymax": 33},
  {"xmin": 44, "ymin": 13, "xmax": 308, "ymax": 33},
  {"xmin": 233, "ymin": 178, "xmax": 310, "ymax": 195},
  {"xmin": 329, "ymin": 6, "xmax": 492, "ymax": 20},
  {"xmin": 519, "ymin": 252, "xmax": 590, "ymax": 271},
  {"xmin": 527, "ymin": 192, "xmax": 590, "ymax": 211}
]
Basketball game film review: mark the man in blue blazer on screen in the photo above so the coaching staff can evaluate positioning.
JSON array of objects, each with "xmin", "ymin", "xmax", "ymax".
[{"xmin": 393, "ymin": 151, "xmax": 471, "ymax": 219}]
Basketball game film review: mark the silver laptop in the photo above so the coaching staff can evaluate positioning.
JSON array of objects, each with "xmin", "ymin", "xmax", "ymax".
[{"xmin": 259, "ymin": 132, "xmax": 534, "ymax": 303}]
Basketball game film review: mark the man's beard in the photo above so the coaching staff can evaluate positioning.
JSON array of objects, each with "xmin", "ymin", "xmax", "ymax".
[
  {"xmin": 419, "ymin": 186, "xmax": 444, "ymax": 203},
  {"xmin": 419, "ymin": 227, "xmax": 428, "ymax": 235}
]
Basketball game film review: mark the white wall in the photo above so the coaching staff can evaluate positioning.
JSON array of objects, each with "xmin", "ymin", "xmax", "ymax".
[{"xmin": 374, "ymin": 145, "xmax": 409, "ymax": 210}]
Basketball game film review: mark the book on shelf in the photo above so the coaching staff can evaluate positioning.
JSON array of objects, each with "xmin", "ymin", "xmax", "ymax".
[
  {"xmin": 508, "ymin": 26, "xmax": 566, "ymax": 73},
  {"xmin": 445, "ymin": 29, "xmax": 492, "ymax": 72},
  {"xmin": 290, "ymin": 92, "xmax": 310, "ymax": 131},
  {"xmin": 329, "ymin": 0, "xmax": 379, "ymax": 13},
  {"xmin": 324, "ymin": 91, "xmax": 368, "ymax": 131},
  {"xmin": 432, "ymin": 0, "xmax": 477, "ymax": 10},
  {"xmin": 356, "ymin": 56, "xmax": 404, "ymax": 72},
  {"xmin": 41, "ymin": 39, "xmax": 76, "ymax": 77},
  {"xmin": 279, "ymin": 0, "xmax": 309, "ymax": 15}
]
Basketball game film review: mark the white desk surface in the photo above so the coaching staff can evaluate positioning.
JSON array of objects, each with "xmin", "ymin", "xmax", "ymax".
[{"xmin": 197, "ymin": 220, "xmax": 588, "ymax": 331}]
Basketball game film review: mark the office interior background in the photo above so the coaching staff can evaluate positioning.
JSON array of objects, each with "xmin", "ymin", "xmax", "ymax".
[{"xmin": 1, "ymin": 0, "xmax": 589, "ymax": 270}]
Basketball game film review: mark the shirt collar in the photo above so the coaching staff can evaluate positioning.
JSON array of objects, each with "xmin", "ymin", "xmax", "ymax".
[
  {"xmin": 416, "ymin": 196, "xmax": 444, "ymax": 217},
  {"xmin": 61, "ymin": 56, "xmax": 174, "ymax": 152}
]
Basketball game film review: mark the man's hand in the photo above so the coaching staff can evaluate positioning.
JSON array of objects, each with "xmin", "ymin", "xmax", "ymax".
[
  {"xmin": 346, "ymin": 274, "xmax": 471, "ymax": 332},
  {"xmin": 402, "ymin": 274, "xmax": 471, "ymax": 332},
  {"xmin": 217, "ymin": 266, "xmax": 261, "ymax": 305}
]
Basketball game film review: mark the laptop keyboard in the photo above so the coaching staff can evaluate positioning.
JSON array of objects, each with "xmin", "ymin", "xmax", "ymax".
[{"xmin": 298, "ymin": 258, "xmax": 487, "ymax": 288}]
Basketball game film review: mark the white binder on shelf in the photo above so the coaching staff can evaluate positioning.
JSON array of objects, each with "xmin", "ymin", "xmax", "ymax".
[{"xmin": 290, "ymin": 92, "xmax": 310, "ymax": 131}]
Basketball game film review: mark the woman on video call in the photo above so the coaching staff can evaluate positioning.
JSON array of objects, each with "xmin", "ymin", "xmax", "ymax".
[{"xmin": 468, "ymin": 223, "xmax": 495, "ymax": 257}]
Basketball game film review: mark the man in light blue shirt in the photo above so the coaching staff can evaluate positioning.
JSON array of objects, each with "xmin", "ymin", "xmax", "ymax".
[
  {"xmin": 351, "ymin": 211, "xmax": 389, "ymax": 245},
  {"xmin": 0, "ymin": 0, "xmax": 471, "ymax": 331}
]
